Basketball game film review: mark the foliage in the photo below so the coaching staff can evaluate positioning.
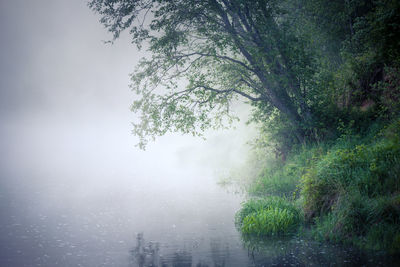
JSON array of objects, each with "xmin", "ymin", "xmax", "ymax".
[
  {"xmin": 89, "ymin": 0, "xmax": 400, "ymax": 154},
  {"xmin": 88, "ymin": 0, "xmax": 344, "ymax": 148},
  {"xmin": 236, "ymin": 197, "xmax": 302, "ymax": 236},
  {"xmin": 301, "ymin": 120, "xmax": 400, "ymax": 218},
  {"xmin": 248, "ymin": 145, "xmax": 325, "ymax": 197},
  {"xmin": 91, "ymin": 0, "xmax": 400, "ymax": 253},
  {"xmin": 238, "ymin": 118, "xmax": 400, "ymax": 252},
  {"xmin": 312, "ymin": 194, "xmax": 400, "ymax": 252},
  {"xmin": 300, "ymin": 119, "xmax": 400, "ymax": 252},
  {"xmin": 375, "ymin": 67, "xmax": 400, "ymax": 118}
]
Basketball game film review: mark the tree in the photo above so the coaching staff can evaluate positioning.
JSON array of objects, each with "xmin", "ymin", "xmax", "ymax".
[{"xmin": 89, "ymin": 0, "xmax": 318, "ymax": 148}]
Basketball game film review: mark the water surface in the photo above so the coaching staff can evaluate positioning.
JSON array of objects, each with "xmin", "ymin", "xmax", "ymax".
[{"xmin": 1, "ymin": 130, "xmax": 399, "ymax": 267}]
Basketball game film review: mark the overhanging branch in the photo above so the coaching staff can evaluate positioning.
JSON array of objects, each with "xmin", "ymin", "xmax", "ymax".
[{"xmin": 191, "ymin": 85, "xmax": 264, "ymax": 102}]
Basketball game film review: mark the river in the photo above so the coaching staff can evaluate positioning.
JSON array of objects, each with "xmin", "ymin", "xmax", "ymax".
[
  {"xmin": 1, "ymin": 116, "xmax": 399, "ymax": 266},
  {"xmin": 0, "ymin": 0, "xmax": 399, "ymax": 264}
]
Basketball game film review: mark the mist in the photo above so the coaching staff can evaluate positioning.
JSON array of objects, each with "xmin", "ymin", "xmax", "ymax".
[
  {"xmin": 0, "ymin": 0, "xmax": 253, "ymax": 194},
  {"xmin": 0, "ymin": 1, "xmax": 256, "ymax": 266}
]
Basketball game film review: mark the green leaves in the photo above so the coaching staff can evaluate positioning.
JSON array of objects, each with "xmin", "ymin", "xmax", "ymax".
[
  {"xmin": 89, "ymin": 0, "xmax": 400, "ymax": 149},
  {"xmin": 88, "ymin": 0, "xmax": 326, "ymax": 148}
]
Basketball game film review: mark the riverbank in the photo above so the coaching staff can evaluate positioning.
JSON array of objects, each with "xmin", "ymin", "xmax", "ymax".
[{"xmin": 236, "ymin": 118, "xmax": 400, "ymax": 254}]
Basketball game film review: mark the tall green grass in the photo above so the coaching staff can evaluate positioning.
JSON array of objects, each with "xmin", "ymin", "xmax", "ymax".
[
  {"xmin": 248, "ymin": 144, "xmax": 328, "ymax": 198},
  {"xmin": 301, "ymin": 119, "xmax": 400, "ymax": 252},
  {"xmin": 236, "ymin": 197, "xmax": 302, "ymax": 236},
  {"xmin": 238, "ymin": 119, "xmax": 400, "ymax": 253}
]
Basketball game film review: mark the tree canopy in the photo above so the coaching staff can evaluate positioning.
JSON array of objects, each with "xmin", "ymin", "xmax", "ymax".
[
  {"xmin": 89, "ymin": 0, "xmax": 319, "ymax": 148},
  {"xmin": 89, "ymin": 0, "xmax": 400, "ymax": 149}
]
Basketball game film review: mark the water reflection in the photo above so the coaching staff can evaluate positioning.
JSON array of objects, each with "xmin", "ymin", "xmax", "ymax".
[
  {"xmin": 129, "ymin": 232, "xmax": 400, "ymax": 267},
  {"xmin": 130, "ymin": 233, "xmax": 161, "ymax": 267},
  {"xmin": 129, "ymin": 233, "xmax": 192, "ymax": 267},
  {"xmin": 209, "ymin": 240, "xmax": 228, "ymax": 267},
  {"xmin": 129, "ymin": 233, "xmax": 230, "ymax": 267},
  {"xmin": 241, "ymin": 234, "xmax": 400, "ymax": 267}
]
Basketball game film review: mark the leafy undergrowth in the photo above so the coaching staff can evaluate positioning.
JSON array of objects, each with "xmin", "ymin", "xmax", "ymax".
[
  {"xmin": 248, "ymin": 145, "xmax": 327, "ymax": 197},
  {"xmin": 238, "ymin": 118, "xmax": 400, "ymax": 253},
  {"xmin": 303, "ymin": 119, "xmax": 400, "ymax": 252}
]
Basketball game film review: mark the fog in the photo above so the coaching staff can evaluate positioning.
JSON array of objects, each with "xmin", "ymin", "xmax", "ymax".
[
  {"xmin": 0, "ymin": 0, "xmax": 253, "ymax": 198},
  {"xmin": 0, "ymin": 1, "xmax": 255, "ymax": 266},
  {"xmin": 3, "ymin": 1, "xmax": 398, "ymax": 267}
]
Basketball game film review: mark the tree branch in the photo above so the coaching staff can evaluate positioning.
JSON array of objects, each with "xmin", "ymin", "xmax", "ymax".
[{"xmin": 191, "ymin": 85, "xmax": 264, "ymax": 102}]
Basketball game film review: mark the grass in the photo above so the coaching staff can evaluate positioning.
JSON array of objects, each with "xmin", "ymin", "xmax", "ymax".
[
  {"xmin": 301, "ymin": 119, "xmax": 400, "ymax": 251},
  {"xmin": 236, "ymin": 197, "xmax": 302, "ymax": 236},
  {"xmin": 248, "ymin": 144, "xmax": 329, "ymax": 198},
  {"xmin": 237, "ymin": 118, "xmax": 400, "ymax": 253}
]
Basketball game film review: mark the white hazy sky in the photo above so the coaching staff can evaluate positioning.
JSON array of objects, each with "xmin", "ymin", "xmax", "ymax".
[{"xmin": 0, "ymin": 0, "xmax": 138, "ymax": 116}]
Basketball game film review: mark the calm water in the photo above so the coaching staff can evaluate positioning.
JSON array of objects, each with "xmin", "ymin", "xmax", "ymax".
[
  {"xmin": 1, "ymin": 118, "xmax": 399, "ymax": 267},
  {"xmin": 0, "ymin": 160, "xmax": 246, "ymax": 267},
  {"xmin": 1, "ymin": 0, "xmax": 400, "ymax": 265},
  {"xmin": 1, "ymin": 166, "xmax": 400, "ymax": 267}
]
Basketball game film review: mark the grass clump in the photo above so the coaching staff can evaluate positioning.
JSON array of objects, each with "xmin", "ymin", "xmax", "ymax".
[{"xmin": 236, "ymin": 197, "xmax": 302, "ymax": 236}]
